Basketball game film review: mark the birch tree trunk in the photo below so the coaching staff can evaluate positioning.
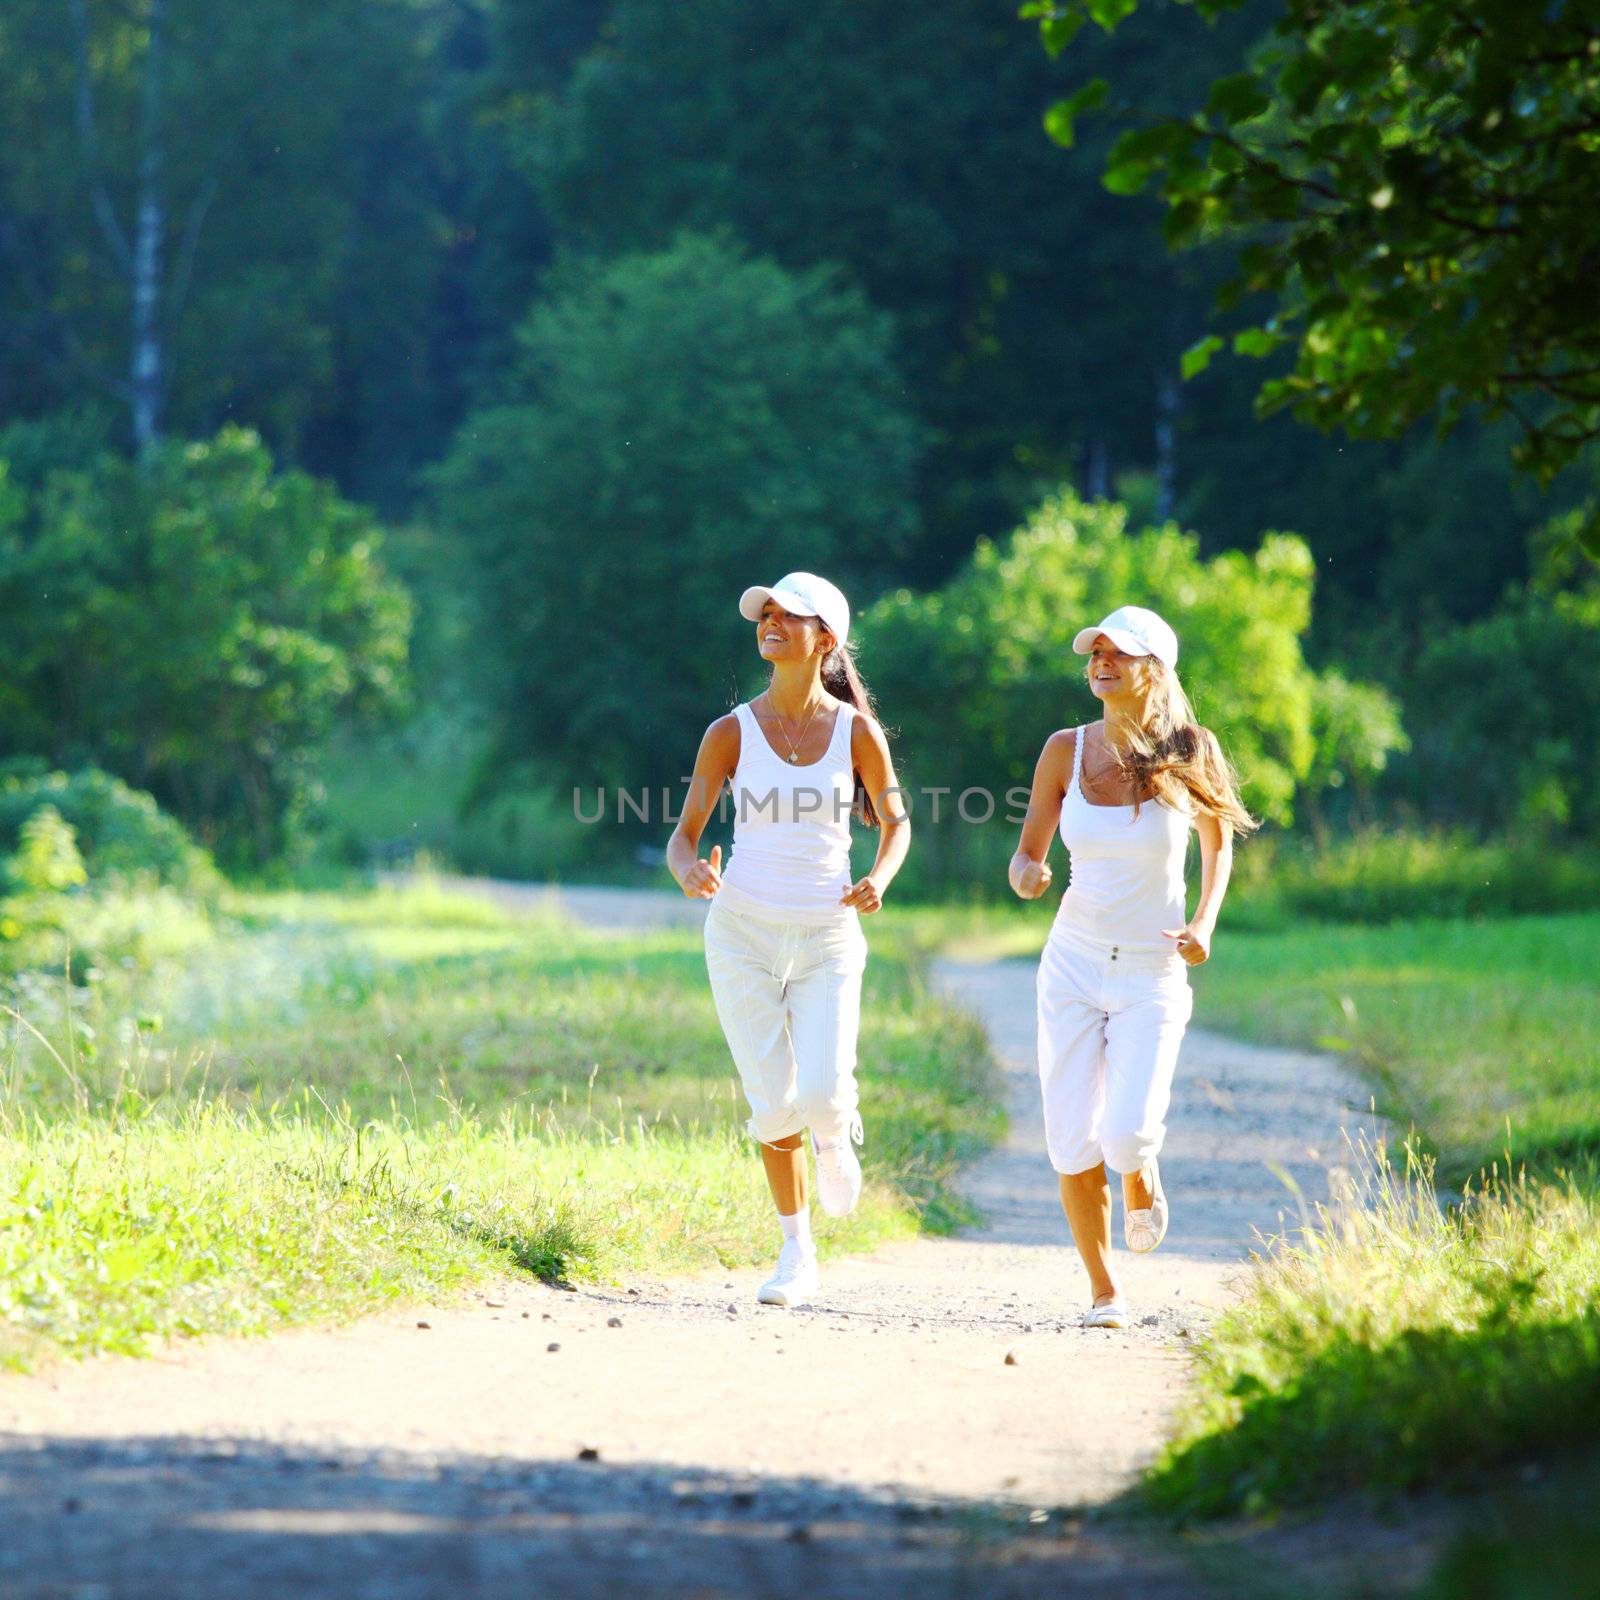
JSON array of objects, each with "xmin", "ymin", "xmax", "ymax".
[
  {"xmin": 129, "ymin": 0, "xmax": 166, "ymax": 453},
  {"xmin": 1154, "ymin": 367, "xmax": 1179, "ymax": 523},
  {"xmin": 1085, "ymin": 435, "xmax": 1110, "ymax": 502}
]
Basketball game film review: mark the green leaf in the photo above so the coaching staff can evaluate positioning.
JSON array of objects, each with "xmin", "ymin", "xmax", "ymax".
[
  {"xmin": 1578, "ymin": 506, "xmax": 1600, "ymax": 561},
  {"xmin": 1104, "ymin": 121, "xmax": 1190, "ymax": 193},
  {"xmin": 1165, "ymin": 197, "xmax": 1206, "ymax": 246},
  {"xmin": 1278, "ymin": 51, "xmax": 1333, "ymax": 115},
  {"xmin": 1181, "ymin": 335, "xmax": 1224, "ymax": 379},
  {"xmin": 1233, "ymin": 328, "xmax": 1280, "ymax": 358},
  {"xmin": 1039, "ymin": 12, "xmax": 1087, "ymax": 56},
  {"xmin": 1087, "ymin": 0, "xmax": 1138, "ymax": 30},
  {"xmin": 1043, "ymin": 77, "xmax": 1108, "ymax": 147},
  {"xmin": 1206, "ymin": 72, "xmax": 1270, "ymax": 126},
  {"xmin": 102, "ymin": 1242, "xmax": 151, "ymax": 1285},
  {"xmin": 1104, "ymin": 161, "xmax": 1153, "ymax": 197}
]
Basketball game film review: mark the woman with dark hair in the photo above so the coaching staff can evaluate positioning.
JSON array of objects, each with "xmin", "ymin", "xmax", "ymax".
[
  {"xmin": 1008, "ymin": 605, "xmax": 1256, "ymax": 1328},
  {"xmin": 668, "ymin": 572, "xmax": 911, "ymax": 1307}
]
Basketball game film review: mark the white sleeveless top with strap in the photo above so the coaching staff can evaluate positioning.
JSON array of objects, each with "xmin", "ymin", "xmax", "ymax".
[
  {"xmin": 1052, "ymin": 724, "xmax": 1192, "ymax": 954},
  {"xmin": 718, "ymin": 700, "xmax": 857, "ymax": 926}
]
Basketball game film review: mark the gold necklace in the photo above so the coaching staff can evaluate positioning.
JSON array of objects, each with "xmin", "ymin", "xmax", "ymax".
[{"xmin": 763, "ymin": 694, "xmax": 825, "ymax": 764}]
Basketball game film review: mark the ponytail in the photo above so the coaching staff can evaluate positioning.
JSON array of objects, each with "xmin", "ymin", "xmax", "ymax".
[{"xmin": 821, "ymin": 638, "xmax": 884, "ymax": 826}]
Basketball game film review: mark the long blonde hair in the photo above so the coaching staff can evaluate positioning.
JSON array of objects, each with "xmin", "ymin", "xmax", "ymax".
[{"xmin": 1106, "ymin": 658, "xmax": 1258, "ymax": 833}]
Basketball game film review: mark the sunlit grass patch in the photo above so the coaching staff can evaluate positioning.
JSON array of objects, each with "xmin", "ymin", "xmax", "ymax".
[
  {"xmin": 1146, "ymin": 1139, "xmax": 1600, "ymax": 1519},
  {"xmin": 0, "ymin": 1098, "xmax": 926, "ymax": 1372},
  {"xmin": 0, "ymin": 883, "xmax": 1002, "ymax": 1371},
  {"xmin": 1192, "ymin": 913, "xmax": 1600, "ymax": 1182}
]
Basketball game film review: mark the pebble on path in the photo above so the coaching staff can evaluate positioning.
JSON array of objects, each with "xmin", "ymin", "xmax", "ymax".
[
  {"xmin": 415, "ymin": 1321, "xmax": 431, "ymax": 1330},
  {"xmin": 607, "ymin": 1316, "xmax": 623, "ymax": 1328},
  {"xmin": 1003, "ymin": 1350, "xmax": 1019, "ymax": 1366},
  {"xmin": 547, "ymin": 1342, "xmax": 561, "ymax": 1353}
]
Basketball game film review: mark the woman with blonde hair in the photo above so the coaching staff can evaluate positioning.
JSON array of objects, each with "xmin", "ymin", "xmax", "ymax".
[{"xmin": 1008, "ymin": 605, "xmax": 1255, "ymax": 1328}]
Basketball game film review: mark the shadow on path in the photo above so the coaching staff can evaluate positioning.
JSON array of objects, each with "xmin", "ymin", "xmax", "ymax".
[{"xmin": 0, "ymin": 1433, "xmax": 1209, "ymax": 1600}]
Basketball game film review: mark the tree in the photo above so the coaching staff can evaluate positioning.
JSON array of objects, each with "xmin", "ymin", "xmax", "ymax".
[
  {"xmin": 432, "ymin": 232, "xmax": 923, "ymax": 806},
  {"xmin": 1301, "ymin": 670, "xmax": 1411, "ymax": 845},
  {"xmin": 1402, "ymin": 583, "xmax": 1600, "ymax": 837},
  {"xmin": 0, "ymin": 427, "xmax": 411, "ymax": 862},
  {"xmin": 859, "ymin": 490, "xmax": 1400, "ymax": 832},
  {"xmin": 1029, "ymin": 0, "xmax": 1600, "ymax": 546},
  {"xmin": 0, "ymin": 0, "xmax": 459, "ymax": 487},
  {"xmin": 498, "ymin": 0, "xmax": 1268, "ymax": 575}
]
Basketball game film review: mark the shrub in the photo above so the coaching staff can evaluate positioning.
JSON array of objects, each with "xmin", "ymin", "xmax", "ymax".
[
  {"xmin": 1399, "ymin": 584, "xmax": 1600, "ymax": 839},
  {"xmin": 1227, "ymin": 828, "xmax": 1600, "ymax": 927},
  {"xmin": 1148, "ymin": 1149, "xmax": 1600, "ymax": 1518},
  {"xmin": 855, "ymin": 492, "xmax": 1402, "ymax": 892},
  {"xmin": 0, "ymin": 764, "xmax": 218, "ymax": 895},
  {"xmin": 433, "ymin": 231, "xmax": 922, "ymax": 809},
  {"xmin": 0, "ymin": 428, "xmax": 412, "ymax": 865}
]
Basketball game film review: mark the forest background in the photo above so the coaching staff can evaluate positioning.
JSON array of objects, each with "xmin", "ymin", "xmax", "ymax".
[{"xmin": 2, "ymin": 0, "xmax": 1597, "ymax": 902}]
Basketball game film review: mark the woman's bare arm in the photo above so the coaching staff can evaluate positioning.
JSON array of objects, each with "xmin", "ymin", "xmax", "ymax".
[
  {"xmin": 666, "ymin": 714, "xmax": 740, "ymax": 897},
  {"xmin": 1163, "ymin": 809, "xmax": 1233, "ymax": 964},
  {"xmin": 840, "ymin": 714, "xmax": 911, "ymax": 913},
  {"xmin": 1008, "ymin": 729, "xmax": 1073, "ymax": 899}
]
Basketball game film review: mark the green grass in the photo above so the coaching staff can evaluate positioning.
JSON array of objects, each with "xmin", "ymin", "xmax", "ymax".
[
  {"xmin": 0, "ymin": 884, "xmax": 1002, "ymax": 1371},
  {"xmin": 1127, "ymin": 906, "xmax": 1600, "ymax": 1540},
  {"xmin": 1146, "ymin": 1145, "xmax": 1600, "ymax": 1519},
  {"xmin": 1190, "ymin": 912, "xmax": 1600, "ymax": 1183},
  {"xmin": 1224, "ymin": 829, "xmax": 1600, "ymax": 927}
]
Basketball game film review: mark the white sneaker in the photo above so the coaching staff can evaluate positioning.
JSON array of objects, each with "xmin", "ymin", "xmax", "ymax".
[
  {"xmin": 757, "ymin": 1239, "xmax": 820, "ymax": 1307},
  {"xmin": 1124, "ymin": 1157, "xmax": 1169, "ymax": 1254},
  {"xmin": 812, "ymin": 1116, "xmax": 864, "ymax": 1218},
  {"xmin": 1083, "ymin": 1297, "xmax": 1129, "ymax": 1330}
]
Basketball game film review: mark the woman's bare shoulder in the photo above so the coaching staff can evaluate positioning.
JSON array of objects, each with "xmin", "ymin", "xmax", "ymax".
[
  {"xmin": 699, "ymin": 711, "xmax": 741, "ymax": 763},
  {"xmin": 1041, "ymin": 726, "xmax": 1079, "ymax": 762}
]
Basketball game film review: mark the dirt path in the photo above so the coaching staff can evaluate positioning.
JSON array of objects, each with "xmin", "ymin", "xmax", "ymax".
[{"xmin": 0, "ymin": 885, "xmax": 1380, "ymax": 1598}]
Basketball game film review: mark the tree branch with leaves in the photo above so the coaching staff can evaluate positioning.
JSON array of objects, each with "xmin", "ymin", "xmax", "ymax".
[{"xmin": 1028, "ymin": 0, "xmax": 1600, "ymax": 552}]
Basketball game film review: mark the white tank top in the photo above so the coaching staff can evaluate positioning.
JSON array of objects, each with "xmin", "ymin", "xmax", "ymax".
[
  {"xmin": 718, "ymin": 700, "xmax": 857, "ymax": 926},
  {"xmin": 1052, "ymin": 723, "xmax": 1191, "ymax": 953}
]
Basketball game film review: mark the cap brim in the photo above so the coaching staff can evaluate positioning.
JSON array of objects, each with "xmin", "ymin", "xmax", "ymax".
[
  {"xmin": 1072, "ymin": 625, "xmax": 1151, "ymax": 658},
  {"xmin": 740, "ymin": 584, "xmax": 817, "ymax": 623}
]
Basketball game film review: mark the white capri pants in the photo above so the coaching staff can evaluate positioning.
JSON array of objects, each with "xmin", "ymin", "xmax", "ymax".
[
  {"xmin": 703, "ymin": 896, "xmax": 868, "ymax": 1147},
  {"xmin": 1036, "ymin": 927, "xmax": 1193, "ymax": 1177}
]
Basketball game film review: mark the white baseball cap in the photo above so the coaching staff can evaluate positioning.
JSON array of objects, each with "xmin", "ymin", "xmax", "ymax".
[
  {"xmin": 739, "ymin": 571, "xmax": 850, "ymax": 647},
  {"xmin": 1072, "ymin": 605, "xmax": 1179, "ymax": 669}
]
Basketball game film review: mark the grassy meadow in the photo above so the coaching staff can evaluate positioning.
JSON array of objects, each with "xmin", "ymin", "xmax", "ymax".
[
  {"xmin": 1193, "ymin": 913, "xmax": 1600, "ymax": 1184},
  {"xmin": 0, "ymin": 883, "xmax": 1001, "ymax": 1372}
]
